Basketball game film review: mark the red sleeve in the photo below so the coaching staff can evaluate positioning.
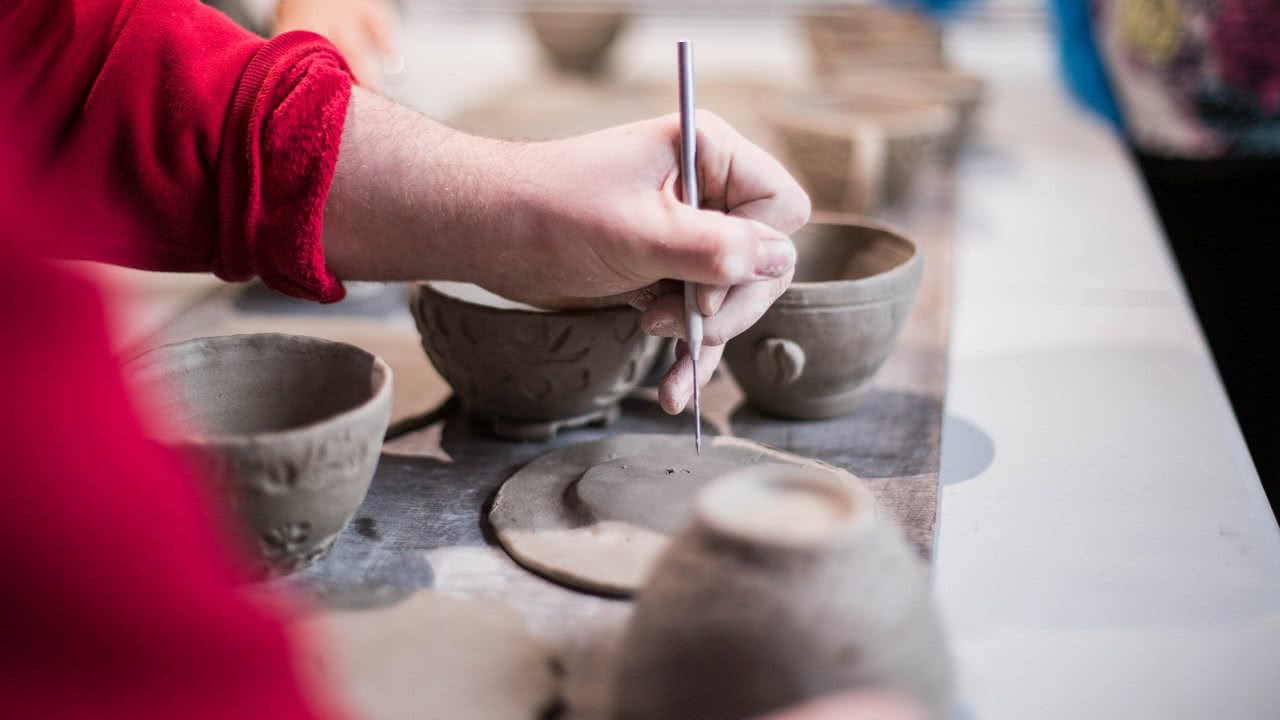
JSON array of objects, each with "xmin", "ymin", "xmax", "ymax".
[{"xmin": 1, "ymin": 0, "xmax": 352, "ymax": 302}]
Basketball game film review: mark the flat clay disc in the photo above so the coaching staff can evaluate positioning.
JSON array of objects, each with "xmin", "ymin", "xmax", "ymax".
[
  {"xmin": 299, "ymin": 590, "xmax": 560, "ymax": 720},
  {"xmin": 489, "ymin": 434, "xmax": 859, "ymax": 595}
]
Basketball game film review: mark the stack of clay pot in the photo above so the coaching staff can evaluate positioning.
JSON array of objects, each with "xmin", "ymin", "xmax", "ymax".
[{"xmin": 803, "ymin": 5, "xmax": 945, "ymax": 76}]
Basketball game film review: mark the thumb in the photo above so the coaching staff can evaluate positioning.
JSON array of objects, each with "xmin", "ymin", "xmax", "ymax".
[{"xmin": 648, "ymin": 204, "xmax": 796, "ymax": 286}]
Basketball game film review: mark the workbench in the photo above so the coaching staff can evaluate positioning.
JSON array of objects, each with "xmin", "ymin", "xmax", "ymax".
[{"xmin": 92, "ymin": 6, "xmax": 1280, "ymax": 720}]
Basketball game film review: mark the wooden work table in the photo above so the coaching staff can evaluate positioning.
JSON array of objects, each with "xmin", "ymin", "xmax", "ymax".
[{"xmin": 91, "ymin": 7, "xmax": 1280, "ymax": 720}]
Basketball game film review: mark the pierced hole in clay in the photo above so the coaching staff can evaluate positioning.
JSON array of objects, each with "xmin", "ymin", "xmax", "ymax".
[
  {"xmin": 792, "ymin": 222, "xmax": 915, "ymax": 283},
  {"xmin": 698, "ymin": 466, "xmax": 859, "ymax": 546}
]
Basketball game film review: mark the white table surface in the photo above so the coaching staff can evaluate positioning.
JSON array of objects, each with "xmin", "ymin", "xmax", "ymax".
[
  {"xmin": 933, "ymin": 21, "xmax": 1280, "ymax": 720},
  {"xmin": 107, "ymin": 6, "xmax": 1280, "ymax": 717}
]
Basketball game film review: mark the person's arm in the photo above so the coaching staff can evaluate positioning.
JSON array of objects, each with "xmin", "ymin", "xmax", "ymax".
[
  {"xmin": 3, "ymin": 0, "xmax": 354, "ymax": 302},
  {"xmin": 321, "ymin": 88, "xmax": 808, "ymax": 411}
]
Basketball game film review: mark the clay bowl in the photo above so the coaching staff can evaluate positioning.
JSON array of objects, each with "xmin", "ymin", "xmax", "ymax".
[
  {"xmin": 128, "ymin": 334, "xmax": 392, "ymax": 577},
  {"xmin": 723, "ymin": 216, "xmax": 922, "ymax": 419},
  {"xmin": 410, "ymin": 281, "xmax": 663, "ymax": 439},
  {"xmin": 825, "ymin": 69, "xmax": 985, "ymax": 162},
  {"xmin": 803, "ymin": 6, "xmax": 945, "ymax": 76},
  {"xmin": 615, "ymin": 464, "xmax": 953, "ymax": 720},
  {"xmin": 768, "ymin": 92, "xmax": 954, "ymax": 212},
  {"xmin": 525, "ymin": 9, "xmax": 629, "ymax": 75}
]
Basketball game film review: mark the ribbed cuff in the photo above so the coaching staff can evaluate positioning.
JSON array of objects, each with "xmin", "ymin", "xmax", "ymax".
[{"xmin": 216, "ymin": 31, "xmax": 352, "ymax": 303}]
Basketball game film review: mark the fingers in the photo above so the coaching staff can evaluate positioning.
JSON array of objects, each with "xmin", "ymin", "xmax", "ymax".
[
  {"xmin": 658, "ymin": 341, "xmax": 723, "ymax": 415},
  {"xmin": 647, "ymin": 205, "xmax": 796, "ymax": 286},
  {"xmin": 697, "ymin": 284, "xmax": 730, "ymax": 315},
  {"xmin": 642, "ymin": 271, "xmax": 793, "ymax": 346},
  {"xmin": 693, "ymin": 110, "xmax": 812, "ymax": 234}
]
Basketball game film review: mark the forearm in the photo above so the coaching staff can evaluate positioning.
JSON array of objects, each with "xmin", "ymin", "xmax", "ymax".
[{"xmin": 321, "ymin": 88, "xmax": 542, "ymax": 284}]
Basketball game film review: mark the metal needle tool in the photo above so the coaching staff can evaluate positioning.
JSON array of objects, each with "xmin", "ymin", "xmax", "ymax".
[{"xmin": 677, "ymin": 39, "xmax": 703, "ymax": 455}]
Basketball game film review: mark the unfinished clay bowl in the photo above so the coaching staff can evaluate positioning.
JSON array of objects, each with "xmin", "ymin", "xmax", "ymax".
[
  {"xmin": 410, "ymin": 282, "xmax": 662, "ymax": 439},
  {"xmin": 525, "ymin": 9, "xmax": 629, "ymax": 75},
  {"xmin": 769, "ymin": 93, "xmax": 954, "ymax": 212},
  {"xmin": 129, "ymin": 334, "xmax": 392, "ymax": 577},
  {"xmin": 615, "ymin": 465, "xmax": 953, "ymax": 720},
  {"xmin": 826, "ymin": 69, "xmax": 985, "ymax": 162},
  {"xmin": 723, "ymin": 216, "xmax": 921, "ymax": 419},
  {"xmin": 803, "ymin": 6, "xmax": 945, "ymax": 77}
]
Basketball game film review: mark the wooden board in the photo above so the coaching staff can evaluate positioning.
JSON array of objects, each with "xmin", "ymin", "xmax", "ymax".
[{"xmin": 266, "ymin": 169, "xmax": 955, "ymax": 719}]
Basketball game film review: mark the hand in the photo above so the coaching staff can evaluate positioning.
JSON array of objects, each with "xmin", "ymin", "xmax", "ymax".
[
  {"xmin": 753, "ymin": 691, "xmax": 923, "ymax": 720},
  {"xmin": 322, "ymin": 94, "xmax": 809, "ymax": 413},
  {"xmin": 273, "ymin": 0, "xmax": 399, "ymax": 91},
  {"xmin": 496, "ymin": 111, "xmax": 810, "ymax": 413}
]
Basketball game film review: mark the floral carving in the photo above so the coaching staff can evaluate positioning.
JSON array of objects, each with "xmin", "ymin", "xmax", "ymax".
[{"xmin": 260, "ymin": 521, "xmax": 312, "ymax": 558}]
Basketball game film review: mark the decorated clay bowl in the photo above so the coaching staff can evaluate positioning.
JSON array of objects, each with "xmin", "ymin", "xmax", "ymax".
[
  {"xmin": 410, "ymin": 281, "xmax": 663, "ymax": 439},
  {"xmin": 723, "ymin": 216, "xmax": 922, "ymax": 419},
  {"xmin": 768, "ymin": 93, "xmax": 954, "ymax": 212},
  {"xmin": 803, "ymin": 6, "xmax": 945, "ymax": 76},
  {"xmin": 525, "ymin": 9, "xmax": 629, "ymax": 75},
  {"xmin": 615, "ymin": 465, "xmax": 953, "ymax": 720},
  {"xmin": 128, "ymin": 334, "xmax": 392, "ymax": 577}
]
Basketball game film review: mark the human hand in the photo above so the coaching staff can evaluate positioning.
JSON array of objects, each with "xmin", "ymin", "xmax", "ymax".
[
  {"xmin": 273, "ymin": 0, "xmax": 399, "ymax": 91},
  {"xmin": 490, "ymin": 112, "xmax": 810, "ymax": 413},
  {"xmin": 753, "ymin": 691, "xmax": 923, "ymax": 720}
]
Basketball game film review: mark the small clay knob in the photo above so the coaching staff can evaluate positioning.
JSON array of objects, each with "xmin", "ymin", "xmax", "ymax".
[{"xmin": 755, "ymin": 337, "xmax": 805, "ymax": 386}]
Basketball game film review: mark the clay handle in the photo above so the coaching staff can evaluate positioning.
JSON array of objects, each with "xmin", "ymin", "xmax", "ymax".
[{"xmin": 754, "ymin": 337, "xmax": 805, "ymax": 386}]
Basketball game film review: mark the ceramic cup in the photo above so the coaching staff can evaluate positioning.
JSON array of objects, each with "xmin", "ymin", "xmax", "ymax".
[
  {"xmin": 768, "ymin": 93, "xmax": 954, "ymax": 212},
  {"xmin": 723, "ymin": 216, "xmax": 922, "ymax": 419},
  {"xmin": 802, "ymin": 6, "xmax": 945, "ymax": 76},
  {"xmin": 525, "ymin": 9, "xmax": 629, "ymax": 75},
  {"xmin": 410, "ymin": 281, "xmax": 662, "ymax": 440},
  {"xmin": 614, "ymin": 464, "xmax": 953, "ymax": 720},
  {"xmin": 824, "ymin": 69, "xmax": 985, "ymax": 163},
  {"xmin": 128, "ymin": 334, "xmax": 392, "ymax": 577}
]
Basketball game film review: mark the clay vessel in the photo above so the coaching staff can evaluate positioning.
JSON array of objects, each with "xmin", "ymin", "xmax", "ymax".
[
  {"xmin": 803, "ymin": 6, "xmax": 945, "ymax": 77},
  {"xmin": 525, "ymin": 9, "xmax": 629, "ymax": 76},
  {"xmin": 128, "ymin": 334, "xmax": 392, "ymax": 577},
  {"xmin": 410, "ymin": 282, "xmax": 663, "ymax": 439},
  {"xmin": 615, "ymin": 465, "xmax": 953, "ymax": 720},
  {"xmin": 768, "ymin": 93, "xmax": 954, "ymax": 212},
  {"xmin": 723, "ymin": 216, "xmax": 922, "ymax": 419},
  {"xmin": 825, "ymin": 68, "xmax": 985, "ymax": 163}
]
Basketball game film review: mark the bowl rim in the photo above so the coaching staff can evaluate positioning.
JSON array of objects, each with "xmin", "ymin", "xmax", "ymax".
[
  {"xmin": 413, "ymin": 281, "xmax": 639, "ymax": 320},
  {"xmin": 777, "ymin": 212, "xmax": 923, "ymax": 308},
  {"xmin": 127, "ymin": 332, "xmax": 393, "ymax": 448}
]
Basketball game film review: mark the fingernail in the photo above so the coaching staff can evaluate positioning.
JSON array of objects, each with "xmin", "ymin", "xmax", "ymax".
[{"xmin": 755, "ymin": 237, "xmax": 796, "ymax": 279}]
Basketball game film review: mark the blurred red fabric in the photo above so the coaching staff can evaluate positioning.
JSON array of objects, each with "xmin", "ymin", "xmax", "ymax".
[{"xmin": 0, "ymin": 0, "xmax": 356, "ymax": 717}]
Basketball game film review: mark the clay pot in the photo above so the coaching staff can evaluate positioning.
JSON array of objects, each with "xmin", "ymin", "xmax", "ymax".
[
  {"xmin": 525, "ymin": 9, "xmax": 629, "ymax": 76},
  {"xmin": 723, "ymin": 216, "xmax": 922, "ymax": 419},
  {"xmin": 803, "ymin": 6, "xmax": 945, "ymax": 77},
  {"xmin": 410, "ymin": 282, "xmax": 663, "ymax": 439},
  {"xmin": 768, "ymin": 93, "xmax": 954, "ymax": 212},
  {"xmin": 129, "ymin": 334, "xmax": 392, "ymax": 577},
  {"xmin": 615, "ymin": 465, "xmax": 953, "ymax": 720},
  {"xmin": 825, "ymin": 69, "xmax": 985, "ymax": 162}
]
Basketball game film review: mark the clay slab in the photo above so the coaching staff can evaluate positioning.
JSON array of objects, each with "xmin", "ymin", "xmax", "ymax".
[
  {"xmin": 299, "ymin": 590, "xmax": 560, "ymax": 720},
  {"xmin": 489, "ymin": 433, "xmax": 862, "ymax": 595}
]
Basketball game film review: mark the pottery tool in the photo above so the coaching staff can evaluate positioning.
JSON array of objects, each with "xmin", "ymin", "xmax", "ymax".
[{"xmin": 677, "ymin": 39, "xmax": 703, "ymax": 455}]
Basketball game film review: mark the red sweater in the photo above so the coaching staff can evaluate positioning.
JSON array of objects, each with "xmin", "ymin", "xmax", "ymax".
[
  {"xmin": 1, "ymin": 1, "xmax": 354, "ymax": 718},
  {"xmin": 2, "ymin": 0, "xmax": 351, "ymax": 302}
]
